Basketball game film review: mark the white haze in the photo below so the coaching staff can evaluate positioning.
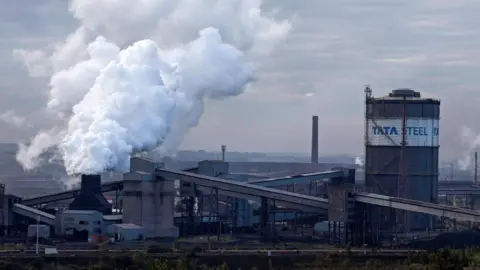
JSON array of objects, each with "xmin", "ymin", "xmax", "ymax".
[
  {"xmin": 355, "ymin": 156, "xmax": 364, "ymax": 167},
  {"xmin": 458, "ymin": 126, "xmax": 480, "ymax": 170},
  {"xmin": 14, "ymin": 0, "xmax": 291, "ymax": 175}
]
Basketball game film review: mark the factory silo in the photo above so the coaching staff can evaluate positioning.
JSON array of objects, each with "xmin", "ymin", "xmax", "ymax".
[{"xmin": 364, "ymin": 87, "xmax": 440, "ymax": 232}]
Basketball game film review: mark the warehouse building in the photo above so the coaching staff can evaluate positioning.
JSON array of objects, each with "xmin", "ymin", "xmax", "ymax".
[
  {"xmin": 108, "ymin": 223, "xmax": 144, "ymax": 242},
  {"xmin": 61, "ymin": 210, "xmax": 104, "ymax": 240}
]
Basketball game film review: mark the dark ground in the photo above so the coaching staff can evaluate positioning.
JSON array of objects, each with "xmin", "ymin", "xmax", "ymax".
[{"xmin": 0, "ymin": 253, "xmax": 412, "ymax": 270}]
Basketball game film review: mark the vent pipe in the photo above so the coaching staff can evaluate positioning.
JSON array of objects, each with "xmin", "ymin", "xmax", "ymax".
[{"xmin": 311, "ymin": 115, "xmax": 319, "ymax": 163}]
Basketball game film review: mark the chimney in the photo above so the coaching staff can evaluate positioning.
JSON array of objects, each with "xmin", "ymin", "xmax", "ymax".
[
  {"xmin": 311, "ymin": 115, "xmax": 319, "ymax": 163},
  {"xmin": 221, "ymin": 145, "xmax": 226, "ymax": 161},
  {"xmin": 69, "ymin": 174, "xmax": 112, "ymax": 215},
  {"xmin": 80, "ymin": 174, "xmax": 102, "ymax": 194},
  {"xmin": 475, "ymin": 152, "xmax": 478, "ymax": 185}
]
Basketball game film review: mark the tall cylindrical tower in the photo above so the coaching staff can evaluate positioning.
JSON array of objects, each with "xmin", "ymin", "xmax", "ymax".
[{"xmin": 365, "ymin": 88, "xmax": 440, "ymax": 232}]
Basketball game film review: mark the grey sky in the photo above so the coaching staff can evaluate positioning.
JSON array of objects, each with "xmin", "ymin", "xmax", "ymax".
[{"xmin": 0, "ymin": 0, "xmax": 479, "ymax": 160}]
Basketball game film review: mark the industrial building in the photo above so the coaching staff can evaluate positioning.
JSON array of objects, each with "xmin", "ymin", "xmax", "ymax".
[
  {"xmin": 60, "ymin": 210, "xmax": 104, "ymax": 240},
  {"xmin": 69, "ymin": 175, "xmax": 111, "ymax": 215},
  {"xmin": 4, "ymin": 86, "xmax": 480, "ymax": 248},
  {"xmin": 122, "ymin": 157, "xmax": 178, "ymax": 238},
  {"xmin": 365, "ymin": 87, "xmax": 440, "ymax": 231},
  {"xmin": 108, "ymin": 223, "xmax": 144, "ymax": 242},
  {"xmin": 364, "ymin": 87, "xmax": 440, "ymax": 233},
  {"xmin": 3, "ymin": 156, "xmax": 480, "ymax": 246}
]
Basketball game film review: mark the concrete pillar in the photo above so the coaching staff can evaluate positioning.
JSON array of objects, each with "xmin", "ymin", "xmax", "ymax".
[
  {"xmin": 260, "ymin": 197, "xmax": 270, "ymax": 238},
  {"xmin": 122, "ymin": 171, "xmax": 178, "ymax": 238},
  {"xmin": 472, "ymin": 195, "xmax": 480, "ymax": 210}
]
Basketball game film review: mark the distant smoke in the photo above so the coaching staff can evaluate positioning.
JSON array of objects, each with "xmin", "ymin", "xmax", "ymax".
[
  {"xmin": 0, "ymin": 110, "xmax": 27, "ymax": 128},
  {"xmin": 458, "ymin": 126, "xmax": 480, "ymax": 170},
  {"xmin": 14, "ymin": 0, "xmax": 291, "ymax": 175},
  {"xmin": 355, "ymin": 156, "xmax": 364, "ymax": 167}
]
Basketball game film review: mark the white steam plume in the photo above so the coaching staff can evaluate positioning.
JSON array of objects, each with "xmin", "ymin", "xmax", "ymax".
[
  {"xmin": 15, "ymin": 0, "xmax": 291, "ymax": 175},
  {"xmin": 458, "ymin": 126, "xmax": 480, "ymax": 170},
  {"xmin": 355, "ymin": 156, "xmax": 364, "ymax": 167}
]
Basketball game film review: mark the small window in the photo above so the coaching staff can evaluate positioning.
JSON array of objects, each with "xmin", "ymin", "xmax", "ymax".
[
  {"xmin": 79, "ymin": 221, "xmax": 89, "ymax": 225},
  {"xmin": 94, "ymin": 221, "xmax": 101, "ymax": 225}
]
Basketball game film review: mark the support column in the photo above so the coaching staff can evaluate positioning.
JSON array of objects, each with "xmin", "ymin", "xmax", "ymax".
[
  {"xmin": 115, "ymin": 190, "xmax": 119, "ymax": 213},
  {"xmin": 327, "ymin": 171, "xmax": 354, "ymax": 247},
  {"xmin": 271, "ymin": 200, "xmax": 276, "ymax": 238},
  {"xmin": 226, "ymin": 196, "xmax": 238, "ymax": 235},
  {"xmin": 207, "ymin": 188, "xmax": 220, "ymax": 239},
  {"xmin": 197, "ymin": 191, "xmax": 204, "ymax": 218},
  {"xmin": 260, "ymin": 197, "xmax": 270, "ymax": 239},
  {"xmin": 215, "ymin": 188, "xmax": 220, "ymax": 239},
  {"xmin": 233, "ymin": 199, "xmax": 239, "ymax": 232},
  {"xmin": 186, "ymin": 196, "xmax": 195, "ymax": 236}
]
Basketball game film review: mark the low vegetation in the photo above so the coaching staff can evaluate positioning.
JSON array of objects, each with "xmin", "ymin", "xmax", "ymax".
[{"xmin": 2, "ymin": 248, "xmax": 480, "ymax": 269}]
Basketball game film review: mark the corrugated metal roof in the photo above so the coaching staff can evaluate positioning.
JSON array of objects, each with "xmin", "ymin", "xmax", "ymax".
[
  {"xmin": 114, "ymin": 223, "xmax": 143, "ymax": 229},
  {"xmin": 104, "ymin": 214, "xmax": 122, "ymax": 221}
]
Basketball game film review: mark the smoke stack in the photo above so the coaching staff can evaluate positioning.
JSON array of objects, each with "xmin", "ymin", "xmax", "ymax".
[
  {"xmin": 80, "ymin": 174, "xmax": 102, "ymax": 194},
  {"xmin": 69, "ymin": 174, "xmax": 112, "ymax": 215},
  {"xmin": 221, "ymin": 145, "xmax": 226, "ymax": 161},
  {"xmin": 475, "ymin": 152, "xmax": 478, "ymax": 185},
  {"xmin": 311, "ymin": 115, "xmax": 319, "ymax": 163}
]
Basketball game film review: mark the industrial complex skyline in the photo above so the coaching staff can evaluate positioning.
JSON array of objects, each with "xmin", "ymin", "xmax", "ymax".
[
  {"xmin": 2, "ymin": 1, "xmax": 480, "ymax": 160},
  {"xmin": 3, "ymin": 1, "xmax": 480, "ymax": 257}
]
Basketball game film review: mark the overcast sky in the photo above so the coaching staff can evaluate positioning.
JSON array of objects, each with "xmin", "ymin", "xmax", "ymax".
[{"xmin": 1, "ymin": 0, "xmax": 480, "ymax": 160}]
